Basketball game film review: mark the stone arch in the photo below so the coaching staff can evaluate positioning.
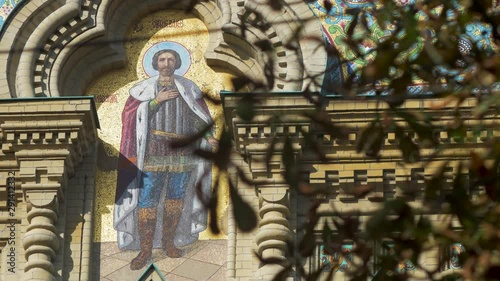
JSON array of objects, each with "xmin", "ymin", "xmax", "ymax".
[
  {"xmin": 0, "ymin": 0, "xmax": 66, "ymax": 98},
  {"xmin": 0, "ymin": 0, "xmax": 326, "ymax": 98},
  {"xmin": 220, "ymin": 0, "xmax": 326, "ymax": 91}
]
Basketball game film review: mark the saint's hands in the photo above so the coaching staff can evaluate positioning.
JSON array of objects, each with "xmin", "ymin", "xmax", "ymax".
[{"xmin": 155, "ymin": 88, "xmax": 179, "ymax": 102}]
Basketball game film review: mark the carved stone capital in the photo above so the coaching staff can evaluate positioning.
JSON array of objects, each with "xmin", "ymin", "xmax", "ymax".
[{"xmin": 222, "ymin": 95, "xmax": 314, "ymax": 157}]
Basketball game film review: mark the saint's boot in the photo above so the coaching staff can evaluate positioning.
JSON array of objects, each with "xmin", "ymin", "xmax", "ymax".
[
  {"xmin": 163, "ymin": 199, "xmax": 184, "ymax": 258},
  {"xmin": 130, "ymin": 208, "xmax": 156, "ymax": 270}
]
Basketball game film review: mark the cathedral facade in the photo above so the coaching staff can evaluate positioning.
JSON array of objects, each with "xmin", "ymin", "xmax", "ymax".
[{"xmin": 0, "ymin": 0, "xmax": 496, "ymax": 280}]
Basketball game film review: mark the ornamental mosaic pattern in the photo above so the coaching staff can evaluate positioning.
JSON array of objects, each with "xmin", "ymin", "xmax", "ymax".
[
  {"xmin": 319, "ymin": 244, "xmax": 353, "ymax": 272},
  {"xmin": 0, "ymin": 0, "xmax": 23, "ymax": 30},
  {"xmin": 307, "ymin": 0, "xmax": 499, "ymax": 96}
]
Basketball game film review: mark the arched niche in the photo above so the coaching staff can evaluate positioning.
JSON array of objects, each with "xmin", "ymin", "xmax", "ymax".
[
  {"xmin": 89, "ymin": 8, "xmax": 233, "ymax": 245},
  {"xmin": 0, "ymin": 0, "xmax": 326, "ymax": 99}
]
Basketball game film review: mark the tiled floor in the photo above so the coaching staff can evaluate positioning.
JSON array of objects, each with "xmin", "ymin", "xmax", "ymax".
[{"xmin": 93, "ymin": 240, "xmax": 227, "ymax": 280}]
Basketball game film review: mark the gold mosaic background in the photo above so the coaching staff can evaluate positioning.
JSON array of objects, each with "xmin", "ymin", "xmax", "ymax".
[{"xmin": 86, "ymin": 10, "xmax": 233, "ymax": 242}]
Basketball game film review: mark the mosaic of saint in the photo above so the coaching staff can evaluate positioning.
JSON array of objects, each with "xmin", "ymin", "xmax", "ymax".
[
  {"xmin": 114, "ymin": 43, "xmax": 217, "ymax": 270},
  {"xmin": 88, "ymin": 10, "xmax": 232, "ymax": 275}
]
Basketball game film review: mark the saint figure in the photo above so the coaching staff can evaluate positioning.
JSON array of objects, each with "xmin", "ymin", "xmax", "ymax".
[{"xmin": 114, "ymin": 48, "xmax": 215, "ymax": 270}]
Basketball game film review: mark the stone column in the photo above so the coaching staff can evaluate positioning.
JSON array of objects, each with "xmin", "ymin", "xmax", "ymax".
[
  {"xmin": 14, "ymin": 150, "xmax": 69, "ymax": 281},
  {"xmin": 221, "ymin": 95, "xmax": 315, "ymax": 280},
  {"xmin": 22, "ymin": 192, "xmax": 59, "ymax": 281},
  {"xmin": 254, "ymin": 188, "xmax": 292, "ymax": 280}
]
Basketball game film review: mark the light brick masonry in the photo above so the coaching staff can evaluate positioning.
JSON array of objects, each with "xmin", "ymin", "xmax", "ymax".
[{"xmin": 0, "ymin": 98, "xmax": 98, "ymax": 280}]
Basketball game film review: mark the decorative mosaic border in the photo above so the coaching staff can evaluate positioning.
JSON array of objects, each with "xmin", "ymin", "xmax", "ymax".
[{"xmin": 0, "ymin": 0, "xmax": 24, "ymax": 31}]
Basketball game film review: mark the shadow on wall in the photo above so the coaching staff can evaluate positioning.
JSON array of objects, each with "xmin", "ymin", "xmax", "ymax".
[
  {"xmin": 92, "ymin": 138, "xmax": 120, "ymax": 239},
  {"xmin": 91, "ymin": 139, "xmax": 121, "ymax": 280}
]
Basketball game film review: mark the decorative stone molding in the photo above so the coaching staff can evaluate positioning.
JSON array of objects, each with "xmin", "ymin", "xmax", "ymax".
[
  {"xmin": 221, "ymin": 94, "xmax": 314, "ymax": 165},
  {"xmin": 222, "ymin": 94, "xmax": 496, "ymax": 181},
  {"xmin": 222, "ymin": 93, "xmax": 497, "ymax": 279},
  {"xmin": 222, "ymin": 0, "xmax": 326, "ymax": 91},
  {"xmin": 0, "ymin": 0, "xmax": 63, "ymax": 98},
  {"xmin": 0, "ymin": 97, "xmax": 98, "ymax": 280}
]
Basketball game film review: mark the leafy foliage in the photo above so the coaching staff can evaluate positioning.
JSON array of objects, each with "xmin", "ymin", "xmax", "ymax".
[{"xmin": 178, "ymin": 0, "xmax": 499, "ymax": 280}]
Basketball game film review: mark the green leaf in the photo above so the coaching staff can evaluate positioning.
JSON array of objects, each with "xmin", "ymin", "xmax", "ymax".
[
  {"xmin": 303, "ymin": 111, "xmax": 349, "ymax": 142},
  {"xmin": 236, "ymin": 96, "xmax": 256, "ymax": 122},
  {"xmin": 229, "ymin": 179, "xmax": 257, "ymax": 232},
  {"xmin": 447, "ymin": 162, "xmax": 477, "ymax": 229},
  {"xmin": 322, "ymin": 219, "xmax": 333, "ymax": 246},
  {"xmin": 388, "ymin": 71, "xmax": 411, "ymax": 98},
  {"xmin": 299, "ymin": 230, "xmax": 316, "ymax": 257},
  {"xmin": 271, "ymin": 266, "xmax": 291, "ymax": 281},
  {"xmin": 366, "ymin": 198, "xmax": 412, "ymax": 240},
  {"xmin": 425, "ymin": 161, "xmax": 448, "ymax": 201},
  {"xmin": 306, "ymin": 267, "xmax": 324, "ymax": 281},
  {"xmin": 231, "ymin": 76, "xmax": 252, "ymax": 92},
  {"xmin": 208, "ymin": 176, "xmax": 220, "ymax": 235},
  {"xmin": 394, "ymin": 109, "xmax": 437, "ymax": 148},
  {"xmin": 357, "ymin": 119, "xmax": 385, "ymax": 158},
  {"xmin": 472, "ymin": 94, "xmax": 496, "ymax": 118},
  {"xmin": 264, "ymin": 60, "xmax": 275, "ymax": 89},
  {"xmin": 448, "ymin": 119, "xmax": 466, "ymax": 143},
  {"xmin": 301, "ymin": 129, "xmax": 327, "ymax": 162},
  {"xmin": 282, "ymin": 136, "xmax": 299, "ymax": 189},
  {"xmin": 268, "ymin": 0, "xmax": 283, "ymax": 11},
  {"xmin": 363, "ymin": 41, "xmax": 396, "ymax": 82},
  {"xmin": 393, "ymin": 123, "xmax": 420, "ymax": 163},
  {"xmin": 415, "ymin": 216, "xmax": 432, "ymax": 243},
  {"xmin": 346, "ymin": 11, "xmax": 360, "ymax": 39},
  {"xmin": 170, "ymin": 122, "xmax": 214, "ymax": 148},
  {"xmin": 214, "ymin": 128, "xmax": 232, "ymax": 170},
  {"xmin": 254, "ymin": 39, "xmax": 273, "ymax": 52},
  {"xmin": 265, "ymin": 134, "xmax": 278, "ymax": 173}
]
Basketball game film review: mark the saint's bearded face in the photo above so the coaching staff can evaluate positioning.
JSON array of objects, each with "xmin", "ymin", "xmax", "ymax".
[{"xmin": 157, "ymin": 52, "xmax": 176, "ymax": 77}]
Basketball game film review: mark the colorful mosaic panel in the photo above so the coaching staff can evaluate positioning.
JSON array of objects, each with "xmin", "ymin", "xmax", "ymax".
[
  {"xmin": 395, "ymin": 259, "xmax": 416, "ymax": 273},
  {"xmin": 307, "ymin": 0, "xmax": 498, "ymax": 95},
  {"xmin": 449, "ymin": 243, "xmax": 465, "ymax": 269},
  {"xmin": 0, "ymin": 0, "xmax": 23, "ymax": 31},
  {"xmin": 86, "ymin": 9, "xmax": 232, "ymax": 276},
  {"xmin": 307, "ymin": 0, "xmax": 419, "ymax": 95},
  {"xmin": 319, "ymin": 244, "xmax": 353, "ymax": 272},
  {"xmin": 87, "ymin": 10, "xmax": 232, "ymax": 245}
]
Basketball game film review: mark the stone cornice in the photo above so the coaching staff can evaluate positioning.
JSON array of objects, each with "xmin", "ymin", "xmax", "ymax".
[
  {"xmin": 222, "ymin": 94, "xmax": 497, "ymax": 204},
  {"xmin": 0, "ymin": 98, "xmax": 98, "ymax": 176},
  {"xmin": 222, "ymin": 94, "xmax": 496, "ymax": 161}
]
